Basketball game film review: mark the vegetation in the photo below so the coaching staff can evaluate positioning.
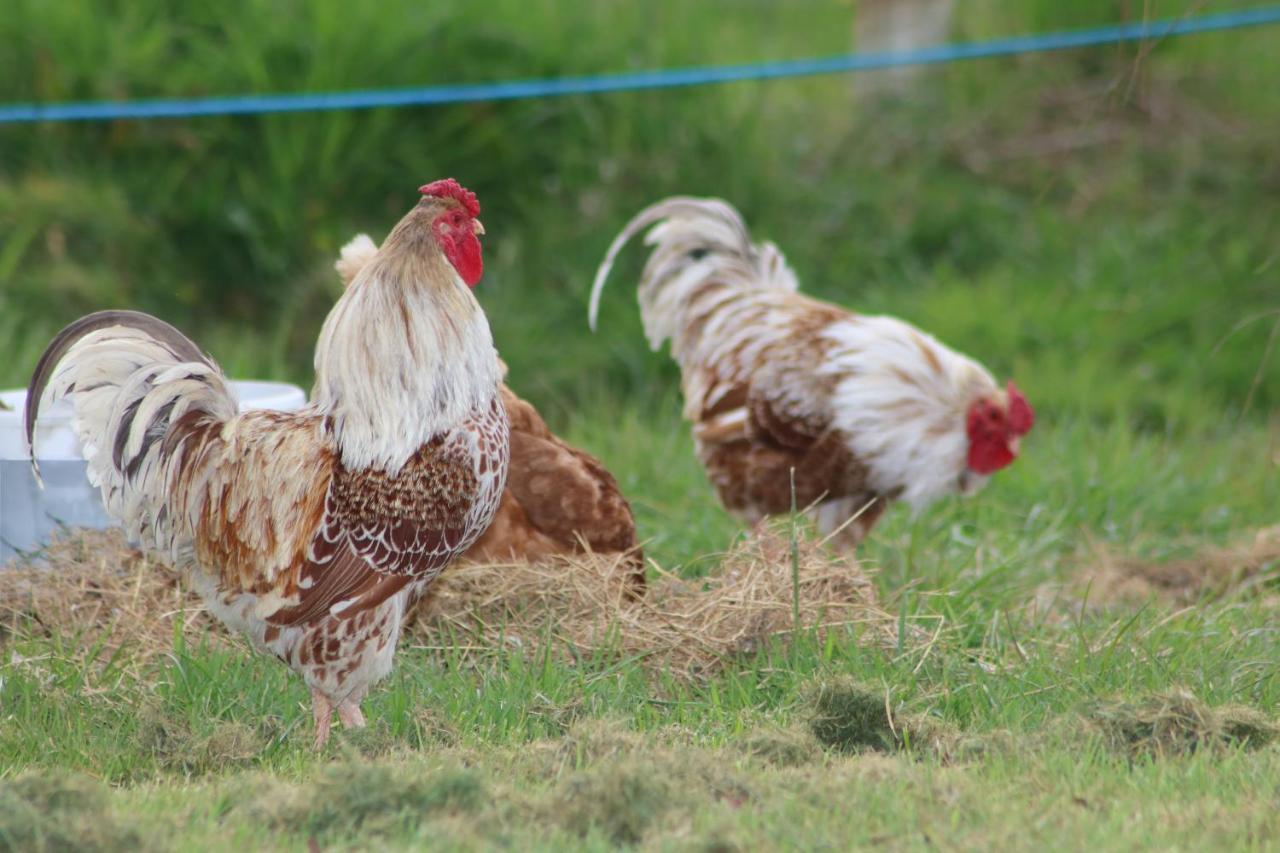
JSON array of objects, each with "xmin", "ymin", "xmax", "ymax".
[{"xmin": 2, "ymin": 0, "xmax": 1279, "ymax": 849}]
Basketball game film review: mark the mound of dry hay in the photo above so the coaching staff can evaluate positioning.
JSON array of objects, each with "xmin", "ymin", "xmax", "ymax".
[
  {"xmin": 1086, "ymin": 688, "xmax": 1278, "ymax": 758},
  {"xmin": 1066, "ymin": 526, "xmax": 1280, "ymax": 607},
  {"xmin": 1, "ymin": 527, "xmax": 896, "ymax": 677},
  {"xmin": 413, "ymin": 530, "xmax": 897, "ymax": 676},
  {"xmin": 0, "ymin": 530, "xmax": 228, "ymax": 670}
]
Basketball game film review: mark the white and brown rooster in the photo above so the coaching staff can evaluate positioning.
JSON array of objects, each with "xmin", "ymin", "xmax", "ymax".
[
  {"xmin": 25, "ymin": 180, "xmax": 508, "ymax": 747},
  {"xmin": 339, "ymin": 235, "xmax": 644, "ymax": 594},
  {"xmin": 589, "ymin": 196, "xmax": 1033, "ymax": 550}
]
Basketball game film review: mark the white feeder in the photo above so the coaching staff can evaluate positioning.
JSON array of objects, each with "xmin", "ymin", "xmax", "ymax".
[{"xmin": 0, "ymin": 381, "xmax": 307, "ymax": 561}]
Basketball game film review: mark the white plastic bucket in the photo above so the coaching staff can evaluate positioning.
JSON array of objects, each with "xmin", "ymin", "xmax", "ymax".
[{"xmin": 0, "ymin": 381, "xmax": 307, "ymax": 561}]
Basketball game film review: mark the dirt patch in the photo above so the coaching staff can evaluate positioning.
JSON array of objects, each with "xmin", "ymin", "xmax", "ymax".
[
  {"xmin": 808, "ymin": 679, "xmax": 956, "ymax": 758},
  {"xmin": 1085, "ymin": 689, "xmax": 1278, "ymax": 759},
  {"xmin": 3, "ymin": 526, "xmax": 898, "ymax": 679},
  {"xmin": 1064, "ymin": 527, "xmax": 1280, "ymax": 607}
]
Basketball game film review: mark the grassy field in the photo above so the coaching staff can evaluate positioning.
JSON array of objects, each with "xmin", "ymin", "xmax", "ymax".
[{"xmin": 3, "ymin": 0, "xmax": 1280, "ymax": 849}]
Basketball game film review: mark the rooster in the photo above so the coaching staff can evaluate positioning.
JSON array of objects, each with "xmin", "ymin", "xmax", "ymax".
[
  {"xmin": 338, "ymin": 235, "xmax": 644, "ymax": 592},
  {"xmin": 25, "ymin": 180, "xmax": 508, "ymax": 747},
  {"xmin": 589, "ymin": 196, "xmax": 1033, "ymax": 550}
]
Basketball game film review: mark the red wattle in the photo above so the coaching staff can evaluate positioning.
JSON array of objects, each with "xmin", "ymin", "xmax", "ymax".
[
  {"xmin": 437, "ymin": 226, "xmax": 484, "ymax": 287},
  {"xmin": 452, "ymin": 232, "xmax": 483, "ymax": 287},
  {"xmin": 967, "ymin": 439, "xmax": 1016, "ymax": 475}
]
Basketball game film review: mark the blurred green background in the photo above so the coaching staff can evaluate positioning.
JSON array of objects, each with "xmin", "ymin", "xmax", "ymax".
[
  {"xmin": 1, "ymin": 0, "xmax": 1277, "ymax": 565},
  {"xmin": 5, "ymin": 8, "xmax": 1280, "ymax": 842}
]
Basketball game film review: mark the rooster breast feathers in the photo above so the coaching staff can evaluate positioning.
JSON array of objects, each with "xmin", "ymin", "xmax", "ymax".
[
  {"xmin": 335, "ymin": 233, "xmax": 640, "ymax": 576},
  {"xmin": 25, "ymin": 310, "xmax": 506, "ymax": 634}
]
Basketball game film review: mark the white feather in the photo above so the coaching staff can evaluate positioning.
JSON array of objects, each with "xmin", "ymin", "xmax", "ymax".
[
  {"xmin": 821, "ymin": 316, "xmax": 996, "ymax": 509},
  {"xmin": 335, "ymin": 233, "xmax": 379, "ymax": 287},
  {"xmin": 312, "ymin": 248, "xmax": 500, "ymax": 474}
]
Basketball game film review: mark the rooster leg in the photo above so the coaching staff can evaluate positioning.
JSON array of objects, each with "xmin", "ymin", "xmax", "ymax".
[
  {"xmin": 337, "ymin": 699, "xmax": 367, "ymax": 729},
  {"xmin": 815, "ymin": 496, "xmax": 886, "ymax": 555},
  {"xmin": 311, "ymin": 689, "xmax": 334, "ymax": 749}
]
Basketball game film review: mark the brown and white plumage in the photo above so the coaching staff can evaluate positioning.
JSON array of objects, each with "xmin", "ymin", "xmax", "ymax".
[
  {"xmin": 468, "ymin": 385, "xmax": 643, "ymax": 586},
  {"xmin": 26, "ymin": 181, "xmax": 508, "ymax": 746},
  {"xmin": 337, "ymin": 234, "xmax": 643, "ymax": 592},
  {"xmin": 589, "ymin": 196, "xmax": 1033, "ymax": 551}
]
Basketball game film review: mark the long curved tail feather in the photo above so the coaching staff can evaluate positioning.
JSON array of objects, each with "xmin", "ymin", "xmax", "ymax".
[
  {"xmin": 26, "ymin": 310, "xmax": 208, "ymax": 469},
  {"xmin": 24, "ymin": 311, "xmax": 236, "ymax": 545},
  {"xmin": 587, "ymin": 196, "xmax": 799, "ymax": 351},
  {"xmin": 589, "ymin": 197, "xmax": 753, "ymax": 332}
]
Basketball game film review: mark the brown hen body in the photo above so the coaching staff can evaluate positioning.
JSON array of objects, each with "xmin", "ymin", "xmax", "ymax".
[{"xmin": 462, "ymin": 386, "xmax": 644, "ymax": 592}]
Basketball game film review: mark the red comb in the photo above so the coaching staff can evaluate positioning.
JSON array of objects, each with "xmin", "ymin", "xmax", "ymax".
[
  {"xmin": 418, "ymin": 178, "xmax": 480, "ymax": 217},
  {"xmin": 1006, "ymin": 380, "xmax": 1035, "ymax": 435}
]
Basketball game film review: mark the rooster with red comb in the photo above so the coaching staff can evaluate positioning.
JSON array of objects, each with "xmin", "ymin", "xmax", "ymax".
[
  {"xmin": 26, "ymin": 179, "xmax": 507, "ymax": 747},
  {"xmin": 590, "ymin": 196, "xmax": 1034, "ymax": 551}
]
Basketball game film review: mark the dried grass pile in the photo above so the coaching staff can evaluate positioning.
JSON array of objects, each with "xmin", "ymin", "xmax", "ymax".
[
  {"xmin": 1086, "ymin": 688, "xmax": 1279, "ymax": 758},
  {"xmin": 1, "ymin": 527, "xmax": 897, "ymax": 677},
  {"xmin": 0, "ymin": 530, "xmax": 227, "ymax": 667},
  {"xmin": 411, "ymin": 529, "xmax": 898, "ymax": 677},
  {"xmin": 1066, "ymin": 526, "xmax": 1280, "ymax": 607}
]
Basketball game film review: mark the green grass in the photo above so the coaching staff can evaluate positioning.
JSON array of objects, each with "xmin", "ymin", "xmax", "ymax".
[
  {"xmin": 3, "ymin": 408, "xmax": 1279, "ymax": 849},
  {"xmin": 3, "ymin": 0, "xmax": 1280, "ymax": 849}
]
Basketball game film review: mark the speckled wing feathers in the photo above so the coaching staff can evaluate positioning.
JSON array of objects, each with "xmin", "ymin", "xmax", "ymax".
[
  {"xmin": 681, "ymin": 294, "xmax": 866, "ymax": 517},
  {"xmin": 269, "ymin": 401, "xmax": 507, "ymax": 627}
]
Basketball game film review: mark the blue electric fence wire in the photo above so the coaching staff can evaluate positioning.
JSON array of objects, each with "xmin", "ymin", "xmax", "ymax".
[{"xmin": 2, "ymin": 6, "xmax": 1278, "ymax": 125}]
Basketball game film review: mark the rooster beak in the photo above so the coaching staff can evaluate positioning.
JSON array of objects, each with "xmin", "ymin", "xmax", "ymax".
[
  {"xmin": 472, "ymin": 219, "xmax": 485, "ymax": 236},
  {"xmin": 1008, "ymin": 436, "xmax": 1022, "ymax": 457}
]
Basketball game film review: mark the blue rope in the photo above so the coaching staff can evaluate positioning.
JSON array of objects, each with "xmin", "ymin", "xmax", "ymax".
[{"xmin": 2, "ymin": 6, "xmax": 1278, "ymax": 125}]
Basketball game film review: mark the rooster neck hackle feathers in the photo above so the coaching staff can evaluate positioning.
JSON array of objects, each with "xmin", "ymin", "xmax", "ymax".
[
  {"xmin": 820, "ymin": 316, "xmax": 998, "ymax": 509},
  {"xmin": 314, "ymin": 200, "xmax": 501, "ymax": 474}
]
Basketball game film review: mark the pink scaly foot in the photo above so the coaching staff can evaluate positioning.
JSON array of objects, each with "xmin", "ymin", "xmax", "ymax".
[
  {"xmin": 311, "ymin": 689, "xmax": 334, "ymax": 749},
  {"xmin": 337, "ymin": 699, "xmax": 366, "ymax": 730}
]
